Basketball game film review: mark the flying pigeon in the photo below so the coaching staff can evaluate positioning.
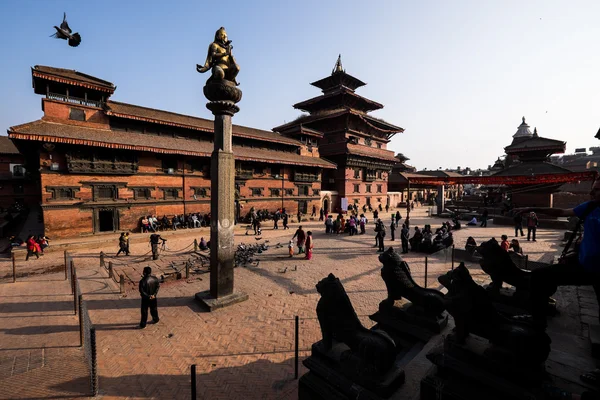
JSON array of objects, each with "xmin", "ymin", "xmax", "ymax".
[{"xmin": 51, "ymin": 13, "xmax": 81, "ymax": 47}]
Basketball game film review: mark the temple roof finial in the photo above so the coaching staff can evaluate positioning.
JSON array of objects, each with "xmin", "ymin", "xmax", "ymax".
[
  {"xmin": 533, "ymin": 127, "xmax": 538, "ymax": 137},
  {"xmin": 513, "ymin": 116, "xmax": 533, "ymax": 138},
  {"xmin": 522, "ymin": 116, "xmax": 526, "ymax": 124},
  {"xmin": 332, "ymin": 54, "xmax": 344, "ymax": 75}
]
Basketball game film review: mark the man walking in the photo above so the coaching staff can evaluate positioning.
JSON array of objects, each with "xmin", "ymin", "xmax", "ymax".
[
  {"xmin": 312, "ymin": 205, "xmax": 317, "ymax": 217},
  {"xmin": 389, "ymin": 219, "xmax": 396, "ymax": 241},
  {"xmin": 292, "ymin": 225, "xmax": 306, "ymax": 254},
  {"xmin": 139, "ymin": 266, "xmax": 160, "ymax": 329},
  {"xmin": 526, "ymin": 212, "xmax": 538, "ymax": 241}
]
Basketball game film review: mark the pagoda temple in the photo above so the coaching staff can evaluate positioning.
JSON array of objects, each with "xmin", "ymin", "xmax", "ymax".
[
  {"xmin": 273, "ymin": 56, "xmax": 404, "ymax": 212},
  {"xmin": 494, "ymin": 117, "xmax": 569, "ymax": 207}
]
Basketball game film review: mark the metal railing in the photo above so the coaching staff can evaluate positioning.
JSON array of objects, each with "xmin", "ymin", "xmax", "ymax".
[{"xmin": 66, "ymin": 252, "xmax": 99, "ymax": 396}]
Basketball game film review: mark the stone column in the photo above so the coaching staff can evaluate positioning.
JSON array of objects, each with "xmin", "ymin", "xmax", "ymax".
[{"xmin": 195, "ymin": 80, "xmax": 248, "ymax": 311}]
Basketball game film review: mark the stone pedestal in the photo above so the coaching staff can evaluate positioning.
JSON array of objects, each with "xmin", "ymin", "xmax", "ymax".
[{"xmin": 195, "ymin": 80, "xmax": 247, "ymax": 311}]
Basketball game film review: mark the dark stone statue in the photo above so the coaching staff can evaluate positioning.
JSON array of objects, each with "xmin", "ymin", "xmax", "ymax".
[
  {"xmin": 438, "ymin": 263, "xmax": 551, "ymax": 366},
  {"xmin": 316, "ymin": 273, "xmax": 396, "ymax": 376},
  {"xmin": 379, "ymin": 248, "xmax": 445, "ymax": 316}
]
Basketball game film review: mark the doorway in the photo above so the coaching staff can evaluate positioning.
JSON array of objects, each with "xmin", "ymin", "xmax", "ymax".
[
  {"xmin": 97, "ymin": 209, "xmax": 116, "ymax": 232},
  {"xmin": 323, "ymin": 199, "xmax": 329, "ymax": 214}
]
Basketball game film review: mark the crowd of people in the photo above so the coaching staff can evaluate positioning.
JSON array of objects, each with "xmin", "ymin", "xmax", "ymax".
[{"xmin": 140, "ymin": 213, "xmax": 211, "ymax": 233}]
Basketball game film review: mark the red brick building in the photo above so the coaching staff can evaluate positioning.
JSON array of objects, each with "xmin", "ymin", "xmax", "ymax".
[
  {"xmin": 8, "ymin": 66, "xmax": 335, "ymax": 238},
  {"xmin": 273, "ymin": 56, "xmax": 404, "ymax": 212}
]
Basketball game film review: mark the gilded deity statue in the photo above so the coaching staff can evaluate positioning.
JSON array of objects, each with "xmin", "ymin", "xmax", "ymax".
[{"xmin": 197, "ymin": 27, "xmax": 240, "ymax": 86}]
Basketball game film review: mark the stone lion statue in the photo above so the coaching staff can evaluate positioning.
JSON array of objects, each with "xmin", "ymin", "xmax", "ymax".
[
  {"xmin": 316, "ymin": 273, "xmax": 396, "ymax": 376},
  {"xmin": 378, "ymin": 247, "xmax": 445, "ymax": 316}
]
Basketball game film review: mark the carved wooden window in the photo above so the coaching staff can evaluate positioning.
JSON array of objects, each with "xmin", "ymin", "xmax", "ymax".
[
  {"xmin": 12, "ymin": 165, "xmax": 24, "ymax": 177},
  {"xmin": 192, "ymin": 187, "xmax": 209, "ymax": 198},
  {"xmin": 56, "ymin": 188, "xmax": 74, "ymax": 199},
  {"xmin": 377, "ymin": 143, "xmax": 382, "ymax": 149},
  {"xmin": 250, "ymin": 188, "xmax": 263, "ymax": 197},
  {"xmin": 298, "ymin": 185, "xmax": 310, "ymax": 196},
  {"xmin": 353, "ymin": 184, "xmax": 360, "ymax": 193},
  {"xmin": 377, "ymin": 184, "xmax": 383, "ymax": 193},
  {"xmin": 270, "ymin": 188, "xmax": 280, "ymax": 197},
  {"xmin": 96, "ymin": 186, "xmax": 116, "ymax": 200},
  {"xmin": 312, "ymin": 189, "xmax": 320, "ymax": 196},
  {"xmin": 132, "ymin": 188, "xmax": 152, "ymax": 200},
  {"xmin": 69, "ymin": 108, "xmax": 86, "ymax": 121},
  {"xmin": 366, "ymin": 184, "xmax": 372, "ymax": 193},
  {"xmin": 286, "ymin": 188, "xmax": 295, "ymax": 196},
  {"xmin": 364, "ymin": 138, "xmax": 372, "ymax": 146},
  {"xmin": 353, "ymin": 169, "xmax": 360, "ymax": 179},
  {"xmin": 163, "ymin": 188, "xmax": 179, "ymax": 199},
  {"xmin": 377, "ymin": 171, "xmax": 383, "ymax": 179}
]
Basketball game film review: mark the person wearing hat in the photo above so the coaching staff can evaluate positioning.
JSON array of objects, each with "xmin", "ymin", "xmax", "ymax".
[{"xmin": 139, "ymin": 266, "xmax": 160, "ymax": 329}]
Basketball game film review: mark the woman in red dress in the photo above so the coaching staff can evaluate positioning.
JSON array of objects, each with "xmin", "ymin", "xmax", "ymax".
[{"xmin": 305, "ymin": 231, "xmax": 314, "ymax": 260}]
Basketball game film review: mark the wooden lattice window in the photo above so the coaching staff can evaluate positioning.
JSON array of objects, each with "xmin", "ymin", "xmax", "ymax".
[
  {"xmin": 56, "ymin": 188, "xmax": 74, "ymax": 199},
  {"xmin": 96, "ymin": 186, "xmax": 116, "ymax": 200},
  {"xmin": 270, "ymin": 188, "xmax": 280, "ymax": 197},
  {"xmin": 251, "ymin": 188, "xmax": 263, "ymax": 197},
  {"xmin": 364, "ymin": 138, "xmax": 372, "ymax": 146},
  {"xmin": 193, "ymin": 187, "xmax": 209, "ymax": 198},
  {"xmin": 163, "ymin": 188, "xmax": 179, "ymax": 199},
  {"xmin": 132, "ymin": 188, "xmax": 152, "ymax": 200},
  {"xmin": 286, "ymin": 188, "xmax": 295, "ymax": 196}
]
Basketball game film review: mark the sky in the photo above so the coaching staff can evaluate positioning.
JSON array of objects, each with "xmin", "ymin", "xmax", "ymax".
[{"xmin": 1, "ymin": 0, "xmax": 599, "ymax": 170}]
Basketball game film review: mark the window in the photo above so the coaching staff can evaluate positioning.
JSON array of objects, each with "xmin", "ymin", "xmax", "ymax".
[
  {"xmin": 312, "ymin": 189, "xmax": 320, "ymax": 196},
  {"xmin": 377, "ymin": 184, "xmax": 382, "ymax": 193},
  {"xmin": 193, "ymin": 187, "xmax": 209, "ymax": 198},
  {"xmin": 97, "ymin": 186, "xmax": 116, "ymax": 200},
  {"xmin": 13, "ymin": 184, "xmax": 24, "ymax": 194},
  {"xmin": 286, "ymin": 188, "xmax": 295, "ymax": 196},
  {"xmin": 254, "ymin": 166, "xmax": 265, "ymax": 175},
  {"xmin": 270, "ymin": 188, "xmax": 280, "ymax": 197},
  {"xmin": 161, "ymin": 158, "xmax": 178, "ymax": 173},
  {"xmin": 298, "ymin": 185, "xmax": 310, "ymax": 196},
  {"xmin": 377, "ymin": 171, "xmax": 382, "ymax": 179},
  {"xmin": 251, "ymin": 187, "xmax": 263, "ymax": 196},
  {"xmin": 366, "ymin": 184, "xmax": 372, "ymax": 193},
  {"xmin": 353, "ymin": 184, "xmax": 360, "ymax": 193},
  {"xmin": 133, "ymin": 188, "xmax": 152, "ymax": 200},
  {"xmin": 12, "ymin": 165, "xmax": 25, "ymax": 177},
  {"xmin": 56, "ymin": 188, "xmax": 74, "ymax": 199},
  {"xmin": 364, "ymin": 138, "xmax": 372, "ymax": 146},
  {"xmin": 377, "ymin": 143, "xmax": 382, "ymax": 149},
  {"xmin": 69, "ymin": 108, "xmax": 86, "ymax": 121},
  {"xmin": 354, "ymin": 169, "xmax": 360, "ymax": 179},
  {"xmin": 163, "ymin": 188, "xmax": 179, "ymax": 199}
]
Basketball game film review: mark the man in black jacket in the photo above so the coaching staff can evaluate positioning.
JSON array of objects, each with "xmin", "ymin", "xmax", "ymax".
[{"xmin": 139, "ymin": 266, "xmax": 160, "ymax": 329}]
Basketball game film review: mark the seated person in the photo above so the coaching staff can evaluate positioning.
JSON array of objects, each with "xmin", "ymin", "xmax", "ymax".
[
  {"xmin": 141, "ymin": 217, "xmax": 151, "ymax": 233},
  {"xmin": 466, "ymin": 216, "xmax": 478, "ymax": 226},
  {"xmin": 410, "ymin": 227, "xmax": 423, "ymax": 251},
  {"xmin": 199, "ymin": 237, "xmax": 209, "ymax": 251},
  {"xmin": 452, "ymin": 218, "xmax": 461, "ymax": 230},
  {"xmin": 465, "ymin": 236, "xmax": 477, "ymax": 254},
  {"xmin": 421, "ymin": 231, "xmax": 433, "ymax": 252},
  {"xmin": 509, "ymin": 238, "xmax": 524, "ymax": 255},
  {"xmin": 442, "ymin": 231, "xmax": 454, "ymax": 248}
]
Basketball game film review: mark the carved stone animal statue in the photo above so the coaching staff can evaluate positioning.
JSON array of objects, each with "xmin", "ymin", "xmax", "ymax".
[
  {"xmin": 477, "ymin": 238, "xmax": 530, "ymax": 290},
  {"xmin": 379, "ymin": 247, "xmax": 445, "ymax": 316},
  {"xmin": 438, "ymin": 264, "xmax": 550, "ymax": 365},
  {"xmin": 316, "ymin": 273, "xmax": 396, "ymax": 376}
]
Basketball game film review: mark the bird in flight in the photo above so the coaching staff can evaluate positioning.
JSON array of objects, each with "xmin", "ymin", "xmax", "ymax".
[{"xmin": 50, "ymin": 13, "xmax": 81, "ymax": 47}]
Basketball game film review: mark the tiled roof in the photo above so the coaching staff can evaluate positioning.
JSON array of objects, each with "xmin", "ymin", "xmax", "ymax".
[
  {"xmin": 105, "ymin": 101, "xmax": 300, "ymax": 146},
  {"xmin": 505, "ymin": 137, "xmax": 566, "ymax": 153},
  {"xmin": 273, "ymin": 109, "xmax": 404, "ymax": 134},
  {"xmin": 0, "ymin": 136, "xmax": 20, "ymax": 154},
  {"xmin": 346, "ymin": 143, "xmax": 398, "ymax": 162},
  {"xmin": 8, "ymin": 120, "xmax": 336, "ymax": 169},
  {"xmin": 416, "ymin": 170, "xmax": 464, "ymax": 178},
  {"xmin": 32, "ymin": 65, "xmax": 115, "ymax": 92},
  {"xmin": 492, "ymin": 162, "xmax": 571, "ymax": 176},
  {"xmin": 293, "ymin": 88, "xmax": 383, "ymax": 113}
]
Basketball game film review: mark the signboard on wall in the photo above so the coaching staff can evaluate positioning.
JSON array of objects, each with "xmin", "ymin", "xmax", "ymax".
[{"xmin": 341, "ymin": 197, "xmax": 348, "ymax": 211}]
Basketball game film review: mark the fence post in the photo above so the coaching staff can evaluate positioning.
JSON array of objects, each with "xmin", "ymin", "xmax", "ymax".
[
  {"xmin": 120, "ymin": 274, "xmax": 125, "ymax": 294},
  {"xmin": 90, "ymin": 327, "xmax": 98, "ymax": 396},
  {"xmin": 185, "ymin": 261, "xmax": 190, "ymax": 279},
  {"xmin": 424, "ymin": 257, "xmax": 428, "ymax": 289},
  {"xmin": 64, "ymin": 250, "xmax": 68, "ymax": 280},
  {"xmin": 194, "ymin": 239, "xmax": 198, "ymax": 252},
  {"xmin": 73, "ymin": 267, "xmax": 78, "ymax": 315},
  {"xmin": 78, "ymin": 295, "xmax": 84, "ymax": 347},
  {"xmin": 108, "ymin": 262, "xmax": 114, "ymax": 279},
  {"xmin": 100, "ymin": 252, "xmax": 105, "ymax": 268},
  {"xmin": 295, "ymin": 315, "xmax": 299, "ymax": 379},
  {"xmin": 70, "ymin": 260, "xmax": 75, "ymax": 294},
  {"xmin": 12, "ymin": 252, "xmax": 16, "ymax": 283},
  {"xmin": 191, "ymin": 364, "xmax": 197, "ymax": 400},
  {"xmin": 451, "ymin": 245, "xmax": 455, "ymax": 271}
]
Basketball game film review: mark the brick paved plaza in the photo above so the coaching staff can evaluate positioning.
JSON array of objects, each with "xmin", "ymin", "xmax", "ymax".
[{"xmin": 0, "ymin": 208, "xmax": 577, "ymax": 399}]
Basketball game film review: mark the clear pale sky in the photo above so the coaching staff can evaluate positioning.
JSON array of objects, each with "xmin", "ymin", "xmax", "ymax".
[{"xmin": 1, "ymin": 0, "xmax": 599, "ymax": 170}]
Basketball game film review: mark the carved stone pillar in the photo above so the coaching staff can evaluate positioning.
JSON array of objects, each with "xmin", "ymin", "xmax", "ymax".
[{"xmin": 195, "ymin": 80, "xmax": 248, "ymax": 311}]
